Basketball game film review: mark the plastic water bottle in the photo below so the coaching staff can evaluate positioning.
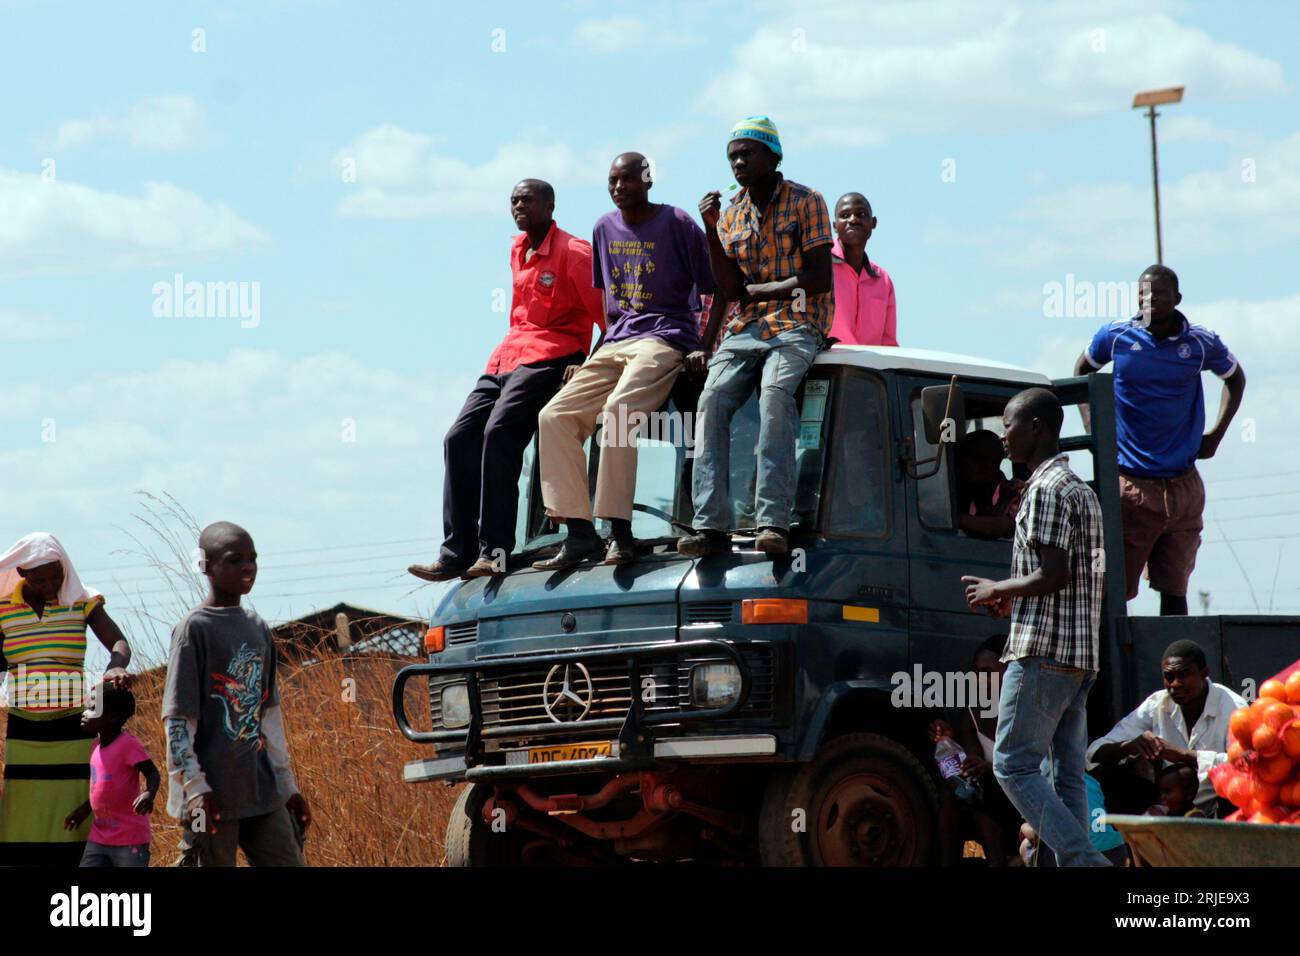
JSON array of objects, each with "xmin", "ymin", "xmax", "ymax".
[{"xmin": 934, "ymin": 734, "xmax": 982, "ymax": 803}]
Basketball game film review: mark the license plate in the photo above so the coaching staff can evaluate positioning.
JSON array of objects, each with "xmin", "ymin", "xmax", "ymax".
[{"xmin": 505, "ymin": 741, "xmax": 613, "ymax": 766}]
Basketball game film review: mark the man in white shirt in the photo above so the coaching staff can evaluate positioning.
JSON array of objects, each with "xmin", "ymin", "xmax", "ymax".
[{"xmin": 1087, "ymin": 640, "xmax": 1246, "ymax": 814}]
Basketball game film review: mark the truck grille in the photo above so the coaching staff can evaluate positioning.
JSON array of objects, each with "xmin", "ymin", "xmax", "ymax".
[{"xmin": 427, "ymin": 644, "xmax": 774, "ymax": 732}]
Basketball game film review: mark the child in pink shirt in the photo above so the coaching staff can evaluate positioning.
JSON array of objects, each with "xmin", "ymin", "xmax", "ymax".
[
  {"xmin": 65, "ymin": 683, "xmax": 159, "ymax": 867},
  {"xmin": 829, "ymin": 192, "xmax": 898, "ymax": 346}
]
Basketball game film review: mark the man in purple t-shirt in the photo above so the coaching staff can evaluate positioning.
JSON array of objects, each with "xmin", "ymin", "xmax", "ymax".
[{"xmin": 535, "ymin": 151, "xmax": 716, "ymax": 569}]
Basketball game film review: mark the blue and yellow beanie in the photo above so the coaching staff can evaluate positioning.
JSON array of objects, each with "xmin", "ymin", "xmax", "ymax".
[{"xmin": 729, "ymin": 115, "xmax": 782, "ymax": 158}]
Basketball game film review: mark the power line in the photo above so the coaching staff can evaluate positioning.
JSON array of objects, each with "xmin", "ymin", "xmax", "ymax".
[
  {"xmin": 79, "ymin": 535, "xmax": 440, "ymax": 575},
  {"xmin": 98, "ymin": 546, "xmax": 439, "ymax": 589},
  {"xmin": 1208, "ymin": 509, "xmax": 1300, "ymax": 524},
  {"xmin": 109, "ymin": 560, "xmax": 431, "ymax": 600},
  {"xmin": 1204, "ymin": 469, "xmax": 1300, "ymax": 486},
  {"xmin": 1204, "ymin": 532, "xmax": 1300, "ymax": 545}
]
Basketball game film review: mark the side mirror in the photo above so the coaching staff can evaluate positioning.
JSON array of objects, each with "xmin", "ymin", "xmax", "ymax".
[{"xmin": 922, "ymin": 377, "xmax": 966, "ymax": 446}]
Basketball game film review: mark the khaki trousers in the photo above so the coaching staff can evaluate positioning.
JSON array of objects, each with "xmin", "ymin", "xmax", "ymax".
[{"xmin": 538, "ymin": 338, "xmax": 683, "ymax": 522}]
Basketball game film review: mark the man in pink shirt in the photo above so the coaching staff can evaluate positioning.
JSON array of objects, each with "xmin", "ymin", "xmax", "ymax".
[{"xmin": 829, "ymin": 193, "xmax": 897, "ymax": 346}]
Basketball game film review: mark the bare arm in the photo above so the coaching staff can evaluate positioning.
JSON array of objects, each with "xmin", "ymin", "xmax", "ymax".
[
  {"xmin": 1073, "ymin": 352, "xmax": 1095, "ymax": 433},
  {"xmin": 1199, "ymin": 365, "xmax": 1246, "ymax": 459},
  {"xmin": 964, "ymin": 544, "xmax": 1070, "ymax": 609},
  {"xmin": 698, "ymin": 192, "xmax": 747, "ymax": 303},
  {"xmin": 87, "ymin": 603, "xmax": 131, "ymax": 680},
  {"xmin": 744, "ymin": 243, "xmax": 833, "ymax": 302}
]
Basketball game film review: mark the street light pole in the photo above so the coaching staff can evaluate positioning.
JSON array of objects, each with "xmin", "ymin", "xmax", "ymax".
[
  {"xmin": 1146, "ymin": 104, "xmax": 1163, "ymax": 264},
  {"xmin": 1132, "ymin": 86, "xmax": 1183, "ymax": 266}
]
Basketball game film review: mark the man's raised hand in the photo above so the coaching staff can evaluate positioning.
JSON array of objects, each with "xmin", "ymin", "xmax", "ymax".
[{"xmin": 699, "ymin": 191, "xmax": 722, "ymax": 230}]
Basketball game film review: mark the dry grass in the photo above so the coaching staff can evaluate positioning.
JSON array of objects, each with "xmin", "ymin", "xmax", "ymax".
[
  {"xmin": 137, "ymin": 652, "xmax": 458, "ymax": 866},
  {"xmin": 0, "ymin": 653, "xmax": 458, "ymax": 867}
]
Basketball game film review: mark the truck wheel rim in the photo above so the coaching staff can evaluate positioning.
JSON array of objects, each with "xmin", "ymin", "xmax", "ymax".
[{"xmin": 814, "ymin": 772, "xmax": 914, "ymax": 866}]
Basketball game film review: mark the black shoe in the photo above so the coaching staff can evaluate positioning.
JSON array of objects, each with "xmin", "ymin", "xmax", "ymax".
[
  {"xmin": 407, "ymin": 559, "xmax": 467, "ymax": 582},
  {"xmin": 532, "ymin": 536, "xmax": 604, "ymax": 571},
  {"xmin": 754, "ymin": 527, "xmax": 789, "ymax": 555},
  {"xmin": 604, "ymin": 538, "xmax": 636, "ymax": 565},
  {"xmin": 677, "ymin": 529, "xmax": 731, "ymax": 557}
]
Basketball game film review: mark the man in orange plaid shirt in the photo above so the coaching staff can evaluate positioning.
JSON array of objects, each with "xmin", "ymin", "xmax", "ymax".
[{"xmin": 679, "ymin": 116, "xmax": 833, "ymax": 557}]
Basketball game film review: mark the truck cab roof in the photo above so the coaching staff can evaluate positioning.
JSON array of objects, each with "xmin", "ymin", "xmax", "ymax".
[{"xmin": 814, "ymin": 344, "xmax": 1052, "ymax": 385}]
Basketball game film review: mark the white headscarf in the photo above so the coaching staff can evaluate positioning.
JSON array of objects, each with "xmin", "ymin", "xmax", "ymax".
[{"xmin": 0, "ymin": 532, "xmax": 101, "ymax": 607}]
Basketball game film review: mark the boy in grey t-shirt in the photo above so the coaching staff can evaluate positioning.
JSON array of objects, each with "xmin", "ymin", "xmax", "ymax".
[{"xmin": 162, "ymin": 521, "xmax": 311, "ymax": 866}]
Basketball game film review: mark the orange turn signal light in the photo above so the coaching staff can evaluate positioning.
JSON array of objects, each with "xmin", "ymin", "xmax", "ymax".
[
  {"xmin": 741, "ymin": 598, "xmax": 808, "ymax": 625},
  {"xmin": 424, "ymin": 626, "xmax": 445, "ymax": 654}
]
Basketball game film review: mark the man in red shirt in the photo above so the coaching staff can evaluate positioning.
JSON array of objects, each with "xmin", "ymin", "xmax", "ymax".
[{"xmin": 409, "ymin": 179, "xmax": 605, "ymax": 581}]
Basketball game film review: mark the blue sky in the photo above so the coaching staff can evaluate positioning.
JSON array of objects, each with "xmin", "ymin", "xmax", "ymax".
[{"xmin": 4, "ymin": 0, "xmax": 1299, "ymax": 662}]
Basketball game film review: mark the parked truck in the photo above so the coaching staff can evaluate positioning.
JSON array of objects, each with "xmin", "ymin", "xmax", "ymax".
[{"xmin": 392, "ymin": 344, "xmax": 1299, "ymax": 865}]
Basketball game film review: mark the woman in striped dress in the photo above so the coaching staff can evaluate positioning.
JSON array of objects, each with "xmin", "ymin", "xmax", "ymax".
[{"xmin": 0, "ymin": 533, "xmax": 132, "ymax": 866}]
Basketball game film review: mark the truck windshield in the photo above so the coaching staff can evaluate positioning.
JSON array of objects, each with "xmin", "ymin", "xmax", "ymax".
[{"xmin": 514, "ymin": 369, "xmax": 834, "ymax": 553}]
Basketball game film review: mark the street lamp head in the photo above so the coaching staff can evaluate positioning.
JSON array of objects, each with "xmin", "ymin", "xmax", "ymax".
[{"xmin": 1133, "ymin": 86, "xmax": 1185, "ymax": 108}]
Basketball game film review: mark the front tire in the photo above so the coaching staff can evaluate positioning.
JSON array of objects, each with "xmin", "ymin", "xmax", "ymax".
[
  {"xmin": 444, "ymin": 783, "xmax": 524, "ymax": 866},
  {"xmin": 758, "ymin": 733, "xmax": 939, "ymax": 866}
]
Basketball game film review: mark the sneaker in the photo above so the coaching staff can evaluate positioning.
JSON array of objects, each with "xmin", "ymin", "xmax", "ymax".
[
  {"xmin": 677, "ymin": 529, "xmax": 731, "ymax": 557},
  {"xmin": 531, "ymin": 535, "xmax": 604, "ymax": 571},
  {"xmin": 604, "ymin": 538, "xmax": 636, "ymax": 565},
  {"xmin": 407, "ymin": 560, "xmax": 467, "ymax": 582},
  {"xmin": 754, "ymin": 527, "xmax": 789, "ymax": 555}
]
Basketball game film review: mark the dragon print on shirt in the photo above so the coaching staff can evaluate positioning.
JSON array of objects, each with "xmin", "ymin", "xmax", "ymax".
[{"xmin": 209, "ymin": 642, "xmax": 269, "ymax": 747}]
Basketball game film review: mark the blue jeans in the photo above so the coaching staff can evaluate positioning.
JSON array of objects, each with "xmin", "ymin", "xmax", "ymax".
[
  {"xmin": 81, "ymin": 841, "xmax": 150, "ymax": 867},
  {"xmin": 691, "ymin": 323, "xmax": 820, "ymax": 531},
  {"xmin": 993, "ymin": 656, "xmax": 1110, "ymax": 867}
]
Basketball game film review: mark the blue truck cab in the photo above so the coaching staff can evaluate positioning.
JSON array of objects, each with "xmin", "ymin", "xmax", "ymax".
[{"xmin": 392, "ymin": 344, "xmax": 1299, "ymax": 865}]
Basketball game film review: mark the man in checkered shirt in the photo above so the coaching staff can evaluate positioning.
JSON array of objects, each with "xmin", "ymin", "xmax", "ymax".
[
  {"xmin": 678, "ymin": 116, "xmax": 833, "ymax": 558},
  {"xmin": 961, "ymin": 387, "xmax": 1110, "ymax": 866}
]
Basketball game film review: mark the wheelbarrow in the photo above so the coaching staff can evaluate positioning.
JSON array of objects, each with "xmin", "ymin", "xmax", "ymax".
[{"xmin": 1104, "ymin": 814, "xmax": 1300, "ymax": 866}]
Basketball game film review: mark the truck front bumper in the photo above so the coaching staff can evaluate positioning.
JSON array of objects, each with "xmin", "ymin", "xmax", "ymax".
[
  {"xmin": 402, "ymin": 734, "xmax": 779, "ymax": 783},
  {"xmin": 393, "ymin": 639, "xmax": 771, "ymax": 783}
]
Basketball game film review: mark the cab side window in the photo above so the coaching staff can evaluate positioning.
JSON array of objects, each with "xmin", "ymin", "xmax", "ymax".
[
  {"xmin": 911, "ymin": 392, "xmax": 1017, "ymax": 534},
  {"xmin": 826, "ymin": 372, "xmax": 890, "ymax": 537},
  {"xmin": 910, "ymin": 398, "xmax": 954, "ymax": 530}
]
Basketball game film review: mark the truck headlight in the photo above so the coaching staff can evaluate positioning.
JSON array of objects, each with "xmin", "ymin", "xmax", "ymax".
[
  {"xmin": 440, "ymin": 683, "xmax": 470, "ymax": 729},
  {"xmin": 690, "ymin": 663, "xmax": 742, "ymax": 708}
]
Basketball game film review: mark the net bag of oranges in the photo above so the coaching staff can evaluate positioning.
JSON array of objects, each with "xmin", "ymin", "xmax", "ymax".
[{"xmin": 1209, "ymin": 663, "xmax": 1300, "ymax": 824}]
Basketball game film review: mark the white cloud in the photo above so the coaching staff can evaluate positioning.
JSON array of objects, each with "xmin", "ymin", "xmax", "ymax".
[
  {"xmin": 941, "ymin": 129, "xmax": 1300, "ymax": 269},
  {"xmin": 333, "ymin": 124, "xmax": 602, "ymax": 218},
  {"xmin": 1161, "ymin": 115, "xmax": 1243, "ymax": 144},
  {"xmin": 5, "ymin": 348, "xmax": 477, "ymax": 622},
  {"xmin": 698, "ymin": 1, "xmax": 1285, "ymax": 145},
  {"xmin": 0, "ymin": 167, "xmax": 270, "ymax": 277},
  {"xmin": 572, "ymin": 16, "xmax": 702, "ymax": 54},
  {"xmin": 573, "ymin": 17, "xmax": 648, "ymax": 53},
  {"xmin": 41, "ymin": 95, "xmax": 203, "ymax": 152},
  {"xmin": 0, "ymin": 309, "xmax": 82, "ymax": 340},
  {"xmin": 332, "ymin": 122, "xmax": 702, "ymax": 219}
]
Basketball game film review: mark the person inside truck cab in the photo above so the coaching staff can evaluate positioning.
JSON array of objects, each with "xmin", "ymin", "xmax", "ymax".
[
  {"xmin": 408, "ymin": 179, "xmax": 606, "ymax": 582},
  {"xmin": 1086, "ymin": 638, "xmax": 1245, "ymax": 817},
  {"xmin": 532, "ymin": 152, "xmax": 717, "ymax": 570},
  {"xmin": 678, "ymin": 115, "xmax": 833, "ymax": 558},
  {"xmin": 1073, "ymin": 264, "xmax": 1246, "ymax": 616},
  {"xmin": 828, "ymin": 192, "xmax": 897, "ymax": 346},
  {"xmin": 955, "ymin": 429, "xmax": 1022, "ymax": 540}
]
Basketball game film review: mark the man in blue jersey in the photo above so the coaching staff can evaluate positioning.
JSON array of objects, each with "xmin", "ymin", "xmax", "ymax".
[{"xmin": 1073, "ymin": 265, "xmax": 1246, "ymax": 616}]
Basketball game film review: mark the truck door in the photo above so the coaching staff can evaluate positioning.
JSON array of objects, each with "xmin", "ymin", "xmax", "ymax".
[{"xmin": 897, "ymin": 375, "xmax": 1020, "ymax": 702}]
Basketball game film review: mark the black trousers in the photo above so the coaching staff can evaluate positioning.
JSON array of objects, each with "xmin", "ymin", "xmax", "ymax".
[{"xmin": 440, "ymin": 352, "xmax": 581, "ymax": 565}]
